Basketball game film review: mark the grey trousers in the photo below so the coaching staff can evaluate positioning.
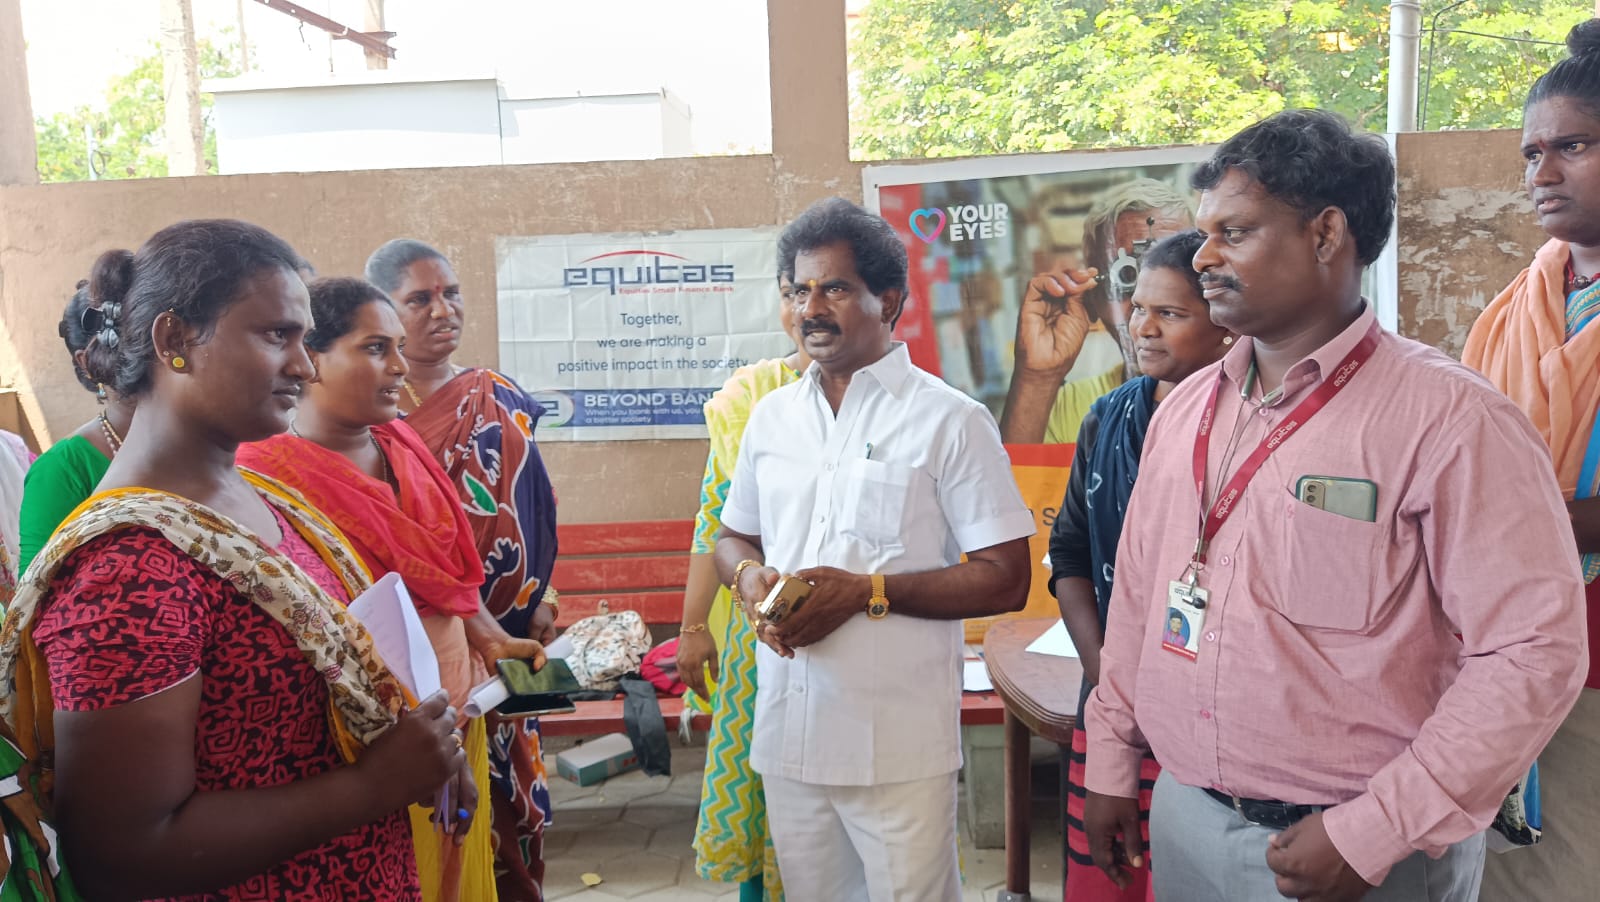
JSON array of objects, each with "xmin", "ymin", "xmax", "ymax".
[{"xmin": 1150, "ymin": 771, "xmax": 1485, "ymax": 902}]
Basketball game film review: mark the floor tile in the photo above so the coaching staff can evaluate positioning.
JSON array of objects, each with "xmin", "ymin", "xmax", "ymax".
[{"xmin": 543, "ymin": 736, "xmax": 1065, "ymax": 900}]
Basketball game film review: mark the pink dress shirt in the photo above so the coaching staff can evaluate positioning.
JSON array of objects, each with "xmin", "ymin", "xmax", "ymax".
[{"xmin": 1084, "ymin": 303, "xmax": 1588, "ymax": 884}]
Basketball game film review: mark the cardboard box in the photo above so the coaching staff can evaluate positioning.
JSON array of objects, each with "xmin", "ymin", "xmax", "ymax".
[{"xmin": 556, "ymin": 733, "xmax": 639, "ymax": 786}]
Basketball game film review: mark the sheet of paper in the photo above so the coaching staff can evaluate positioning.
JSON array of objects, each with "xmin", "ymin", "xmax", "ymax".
[
  {"xmin": 1024, "ymin": 619, "xmax": 1080, "ymax": 659},
  {"xmin": 962, "ymin": 659, "xmax": 994, "ymax": 692},
  {"xmin": 348, "ymin": 572, "xmax": 443, "ymax": 702}
]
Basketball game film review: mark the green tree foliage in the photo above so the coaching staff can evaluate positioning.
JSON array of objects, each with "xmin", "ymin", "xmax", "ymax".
[
  {"xmin": 850, "ymin": 0, "xmax": 1582, "ymax": 160},
  {"xmin": 35, "ymin": 40, "xmax": 239, "ymax": 182}
]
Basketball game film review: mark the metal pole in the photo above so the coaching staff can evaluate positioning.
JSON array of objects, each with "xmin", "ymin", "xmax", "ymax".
[
  {"xmin": 1387, "ymin": 0, "xmax": 1422, "ymax": 133},
  {"xmin": 84, "ymin": 123, "xmax": 97, "ymax": 180},
  {"xmin": 250, "ymin": 0, "xmax": 396, "ymax": 60}
]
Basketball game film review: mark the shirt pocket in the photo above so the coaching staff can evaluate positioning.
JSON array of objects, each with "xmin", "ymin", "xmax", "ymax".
[
  {"xmin": 1264, "ymin": 488, "xmax": 1387, "ymax": 632},
  {"xmin": 837, "ymin": 458, "xmax": 915, "ymax": 548}
]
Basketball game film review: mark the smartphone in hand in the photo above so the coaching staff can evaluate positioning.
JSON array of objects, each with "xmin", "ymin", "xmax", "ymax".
[{"xmin": 495, "ymin": 658, "xmax": 582, "ymax": 717}]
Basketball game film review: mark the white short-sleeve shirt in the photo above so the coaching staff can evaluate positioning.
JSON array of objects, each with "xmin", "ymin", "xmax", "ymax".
[{"xmin": 721, "ymin": 342, "xmax": 1035, "ymax": 786}]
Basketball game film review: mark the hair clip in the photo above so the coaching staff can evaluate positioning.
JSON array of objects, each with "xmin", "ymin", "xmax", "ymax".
[{"xmin": 80, "ymin": 301, "xmax": 121, "ymax": 335}]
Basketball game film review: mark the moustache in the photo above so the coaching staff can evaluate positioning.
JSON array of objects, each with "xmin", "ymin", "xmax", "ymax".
[
  {"xmin": 802, "ymin": 318, "xmax": 841, "ymax": 335},
  {"xmin": 1199, "ymin": 275, "xmax": 1242, "ymax": 291}
]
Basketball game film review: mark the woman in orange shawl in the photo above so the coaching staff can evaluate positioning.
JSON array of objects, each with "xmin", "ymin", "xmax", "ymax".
[
  {"xmin": 238, "ymin": 277, "xmax": 547, "ymax": 902},
  {"xmin": 1462, "ymin": 21, "xmax": 1600, "ymax": 902}
]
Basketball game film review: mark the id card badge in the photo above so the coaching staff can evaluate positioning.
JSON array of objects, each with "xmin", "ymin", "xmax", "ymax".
[{"xmin": 1161, "ymin": 580, "xmax": 1208, "ymax": 661}]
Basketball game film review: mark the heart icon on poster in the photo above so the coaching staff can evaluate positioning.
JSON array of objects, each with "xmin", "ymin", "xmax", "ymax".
[{"xmin": 909, "ymin": 208, "xmax": 946, "ymax": 243}]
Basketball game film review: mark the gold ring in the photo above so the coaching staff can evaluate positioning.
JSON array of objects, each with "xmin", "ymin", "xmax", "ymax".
[{"xmin": 451, "ymin": 732, "xmax": 463, "ymax": 749}]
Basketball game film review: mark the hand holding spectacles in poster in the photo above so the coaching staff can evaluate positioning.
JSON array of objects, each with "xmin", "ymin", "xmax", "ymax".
[{"xmin": 1012, "ymin": 267, "xmax": 1098, "ymax": 382}]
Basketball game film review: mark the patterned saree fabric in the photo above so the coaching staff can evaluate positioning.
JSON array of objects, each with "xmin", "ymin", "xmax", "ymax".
[
  {"xmin": 406, "ymin": 369, "xmax": 559, "ymax": 901},
  {"xmin": 692, "ymin": 358, "xmax": 797, "ymax": 898}
]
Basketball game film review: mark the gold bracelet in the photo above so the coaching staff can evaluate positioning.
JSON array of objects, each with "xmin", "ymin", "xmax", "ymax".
[
  {"xmin": 680, "ymin": 623, "xmax": 709, "ymax": 634},
  {"xmin": 543, "ymin": 587, "xmax": 560, "ymax": 620},
  {"xmin": 731, "ymin": 558, "xmax": 761, "ymax": 604}
]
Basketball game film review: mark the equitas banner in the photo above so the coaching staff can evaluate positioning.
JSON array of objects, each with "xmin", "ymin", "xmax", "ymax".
[{"xmin": 495, "ymin": 228, "xmax": 789, "ymax": 441}]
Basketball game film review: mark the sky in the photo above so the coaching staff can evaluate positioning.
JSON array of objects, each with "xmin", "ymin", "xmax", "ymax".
[{"xmin": 21, "ymin": 0, "xmax": 777, "ymax": 154}]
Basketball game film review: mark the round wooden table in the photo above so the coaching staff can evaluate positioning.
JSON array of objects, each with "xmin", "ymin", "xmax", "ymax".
[{"xmin": 983, "ymin": 618, "xmax": 1084, "ymax": 902}]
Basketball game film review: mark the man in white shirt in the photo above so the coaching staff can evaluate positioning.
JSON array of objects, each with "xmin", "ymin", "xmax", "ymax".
[{"xmin": 715, "ymin": 197, "xmax": 1035, "ymax": 901}]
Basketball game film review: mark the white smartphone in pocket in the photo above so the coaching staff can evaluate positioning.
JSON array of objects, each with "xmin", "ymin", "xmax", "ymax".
[{"xmin": 1295, "ymin": 475, "xmax": 1377, "ymax": 522}]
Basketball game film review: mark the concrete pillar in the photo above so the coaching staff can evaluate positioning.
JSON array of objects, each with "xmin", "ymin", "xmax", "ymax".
[
  {"xmin": 766, "ymin": 0, "xmax": 850, "ymax": 176},
  {"xmin": 0, "ymin": 0, "xmax": 38, "ymax": 184}
]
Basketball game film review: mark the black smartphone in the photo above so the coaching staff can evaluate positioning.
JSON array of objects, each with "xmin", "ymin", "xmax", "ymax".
[{"xmin": 495, "ymin": 658, "xmax": 582, "ymax": 718}]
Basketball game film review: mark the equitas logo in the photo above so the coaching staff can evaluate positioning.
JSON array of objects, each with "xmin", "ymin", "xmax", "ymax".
[
  {"xmin": 909, "ymin": 203, "xmax": 1011, "ymax": 243},
  {"xmin": 1265, "ymin": 418, "xmax": 1300, "ymax": 450},
  {"xmin": 563, "ymin": 250, "xmax": 735, "ymax": 296}
]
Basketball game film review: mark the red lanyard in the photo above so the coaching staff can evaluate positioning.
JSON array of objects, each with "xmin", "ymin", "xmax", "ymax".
[{"xmin": 1189, "ymin": 325, "xmax": 1380, "ymax": 568}]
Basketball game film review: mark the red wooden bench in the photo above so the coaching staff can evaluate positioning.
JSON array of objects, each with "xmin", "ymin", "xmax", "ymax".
[
  {"xmin": 543, "ymin": 519, "xmax": 706, "ymax": 735},
  {"xmin": 549, "ymin": 519, "xmax": 694, "ymax": 628},
  {"xmin": 537, "ymin": 519, "xmax": 1007, "ymax": 736}
]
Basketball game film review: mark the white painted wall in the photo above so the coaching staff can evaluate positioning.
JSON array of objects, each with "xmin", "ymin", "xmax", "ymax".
[
  {"xmin": 659, "ymin": 91, "xmax": 694, "ymax": 158},
  {"xmin": 210, "ymin": 76, "xmax": 504, "ymax": 174},
  {"xmin": 500, "ymin": 92, "xmax": 690, "ymax": 164},
  {"xmin": 208, "ymin": 74, "xmax": 695, "ymax": 174}
]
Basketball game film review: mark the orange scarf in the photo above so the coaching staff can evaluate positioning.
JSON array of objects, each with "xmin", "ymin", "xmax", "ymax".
[
  {"xmin": 1462, "ymin": 239, "xmax": 1600, "ymax": 498},
  {"xmin": 238, "ymin": 421, "xmax": 482, "ymax": 619}
]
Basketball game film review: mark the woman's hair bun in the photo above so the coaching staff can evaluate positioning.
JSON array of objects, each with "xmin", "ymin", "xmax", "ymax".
[
  {"xmin": 1568, "ymin": 19, "xmax": 1600, "ymax": 59},
  {"xmin": 88, "ymin": 248, "xmax": 135, "ymax": 310}
]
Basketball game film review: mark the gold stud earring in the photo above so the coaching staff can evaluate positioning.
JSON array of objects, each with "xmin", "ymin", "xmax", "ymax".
[{"xmin": 171, "ymin": 356, "xmax": 187, "ymax": 370}]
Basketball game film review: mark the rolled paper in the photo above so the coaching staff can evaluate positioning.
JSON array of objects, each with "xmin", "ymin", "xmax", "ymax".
[{"xmin": 464, "ymin": 675, "xmax": 509, "ymax": 718}]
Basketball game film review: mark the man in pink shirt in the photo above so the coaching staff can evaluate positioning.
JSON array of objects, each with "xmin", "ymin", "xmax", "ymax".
[{"xmin": 1082, "ymin": 110, "xmax": 1588, "ymax": 902}]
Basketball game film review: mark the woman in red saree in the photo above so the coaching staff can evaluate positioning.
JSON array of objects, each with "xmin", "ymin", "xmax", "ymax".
[
  {"xmin": 238, "ymin": 277, "xmax": 547, "ymax": 902},
  {"xmin": 1, "ymin": 220, "xmax": 468, "ymax": 900},
  {"xmin": 368, "ymin": 240, "xmax": 559, "ymax": 901}
]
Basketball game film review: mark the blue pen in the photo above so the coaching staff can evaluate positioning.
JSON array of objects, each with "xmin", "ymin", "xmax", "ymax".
[{"xmin": 864, "ymin": 442, "xmax": 874, "ymax": 460}]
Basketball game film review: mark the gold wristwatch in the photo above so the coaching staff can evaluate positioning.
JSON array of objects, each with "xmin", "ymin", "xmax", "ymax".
[{"xmin": 866, "ymin": 573, "xmax": 890, "ymax": 620}]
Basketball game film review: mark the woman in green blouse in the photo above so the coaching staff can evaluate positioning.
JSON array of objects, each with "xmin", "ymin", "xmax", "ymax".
[{"xmin": 17, "ymin": 284, "xmax": 132, "ymax": 573}]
